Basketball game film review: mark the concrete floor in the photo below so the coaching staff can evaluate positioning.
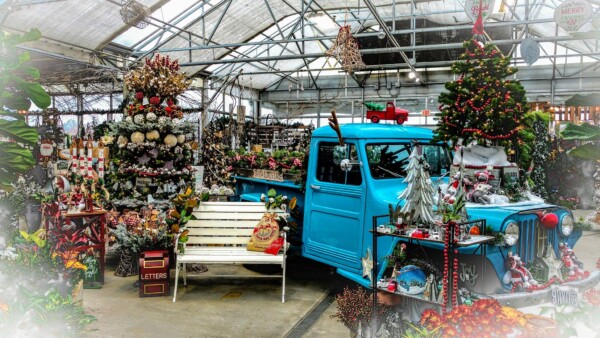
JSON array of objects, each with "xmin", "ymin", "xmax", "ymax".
[{"xmin": 82, "ymin": 210, "xmax": 600, "ymax": 338}]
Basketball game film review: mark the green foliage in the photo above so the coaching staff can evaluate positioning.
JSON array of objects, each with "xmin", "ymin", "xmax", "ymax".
[
  {"xmin": 402, "ymin": 323, "xmax": 442, "ymax": 338},
  {"xmin": 0, "ymin": 29, "xmax": 50, "ymax": 189},
  {"xmin": 560, "ymin": 123, "xmax": 600, "ymax": 161},
  {"xmin": 440, "ymin": 192, "xmax": 467, "ymax": 222},
  {"xmin": 436, "ymin": 39, "xmax": 528, "ymax": 153},
  {"xmin": 0, "ymin": 228, "xmax": 95, "ymax": 336}
]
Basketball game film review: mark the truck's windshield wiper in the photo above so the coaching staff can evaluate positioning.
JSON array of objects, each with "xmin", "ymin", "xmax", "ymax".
[{"xmin": 377, "ymin": 166, "xmax": 402, "ymax": 177}]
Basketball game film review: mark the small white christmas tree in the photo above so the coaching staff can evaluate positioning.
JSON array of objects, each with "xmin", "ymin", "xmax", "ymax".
[{"xmin": 398, "ymin": 145, "xmax": 437, "ymax": 225}]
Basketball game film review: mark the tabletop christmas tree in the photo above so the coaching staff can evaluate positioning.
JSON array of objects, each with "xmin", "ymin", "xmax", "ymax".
[
  {"xmin": 398, "ymin": 144, "xmax": 436, "ymax": 225},
  {"xmin": 436, "ymin": 39, "xmax": 528, "ymax": 150},
  {"xmin": 107, "ymin": 54, "xmax": 196, "ymax": 210}
]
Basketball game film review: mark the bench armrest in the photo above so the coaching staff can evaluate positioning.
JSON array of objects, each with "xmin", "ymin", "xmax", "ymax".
[{"xmin": 281, "ymin": 226, "xmax": 290, "ymax": 254}]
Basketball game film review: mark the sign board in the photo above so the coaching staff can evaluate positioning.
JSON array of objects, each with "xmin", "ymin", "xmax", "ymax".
[
  {"xmin": 421, "ymin": 109, "xmax": 431, "ymax": 117},
  {"xmin": 465, "ymin": 0, "xmax": 496, "ymax": 21},
  {"xmin": 192, "ymin": 165, "xmax": 204, "ymax": 191},
  {"xmin": 253, "ymin": 169, "xmax": 284, "ymax": 182},
  {"xmin": 135, "ymin": 177, "xmax": 153, "ymax": 189},
  {"xmin": 551, "ymin": 285, "xmax": 579, "ymax": 307},
  {"xmin": 554, "ymin": 0, "xmax": 592, "ymax": 32}
]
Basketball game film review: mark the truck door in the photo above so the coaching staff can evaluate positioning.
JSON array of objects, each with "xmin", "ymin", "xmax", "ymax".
[{"xmin": 303, "ymin": 141, "xmax": 366, "ymax": 272}]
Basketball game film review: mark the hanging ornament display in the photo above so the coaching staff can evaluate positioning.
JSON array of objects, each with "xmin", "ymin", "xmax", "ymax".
[
  {"xmin": 465, "ymin": 0, "xmax": 495, "ymax": 21},
  {"xmin": 520, "ymin": 37, "xmax": 540, "ymax": 66},
  {"xmin": 325, "ymin": 25, "xmax": 366, "ymax": 73},
  {"xmin": 554, "ymin": 0, "xmax": 592, "ymax": 32}
]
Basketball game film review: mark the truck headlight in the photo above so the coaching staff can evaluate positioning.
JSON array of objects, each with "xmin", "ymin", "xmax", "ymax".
[
  {"xmin": 561, "ymin": 214, "xmax": 574, "ymax": 236},
  {"xmin": 504, "ymin": 221, "xmax": 519, "ymax": 246}
]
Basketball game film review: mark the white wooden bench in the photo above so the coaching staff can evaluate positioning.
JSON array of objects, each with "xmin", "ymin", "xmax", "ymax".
[{"xmin": 172, "ymin": 201, "xmax": 288, "ymax": 303}]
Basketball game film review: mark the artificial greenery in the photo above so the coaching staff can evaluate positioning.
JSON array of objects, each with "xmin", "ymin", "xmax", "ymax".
[
  {"xmin": 0, "ymin": 29, "xmax": 51, "ymax": 189},
  {"xmin": 561, "ymin": 123, "xmax": 600, "ymax": 161},
  {"xmin": 436, "ymin": 39, "xmax": 528, "ymax": 153}
]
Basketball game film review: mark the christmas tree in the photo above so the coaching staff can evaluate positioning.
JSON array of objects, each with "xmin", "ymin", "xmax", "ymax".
[
  {"xmin": 436, "ymin": 39, "xmax": 528, "ymax": 150},
  {"xmin": 398, "ymin": 144, "xmax": 436, "ymax": 225},
  {"xmin": 529, "ymin": 112, "xmax": 551, "ymax": 201},
  {"xmin": 107, "ymin": 55, "xmax": 196, "ymax": 210}
]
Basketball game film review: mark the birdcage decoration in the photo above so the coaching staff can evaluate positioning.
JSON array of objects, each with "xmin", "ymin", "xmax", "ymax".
[
  {"xmin": 120, "ymin": 0, "xmax": 151, "ymax": 29},
  {"xmin": 326, "ymin": 25, "xmax": 366, "ymax": 73}
]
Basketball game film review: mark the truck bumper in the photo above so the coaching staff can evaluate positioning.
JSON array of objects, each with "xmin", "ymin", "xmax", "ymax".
[{"xmin": 492, "ymin": 271, "xmax": 600, "ymax": 308}]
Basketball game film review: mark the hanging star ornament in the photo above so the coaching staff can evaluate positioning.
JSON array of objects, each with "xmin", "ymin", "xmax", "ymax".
[{"xmin": 361, "ymin": 248, "xmax": 374, "ymax": 283}]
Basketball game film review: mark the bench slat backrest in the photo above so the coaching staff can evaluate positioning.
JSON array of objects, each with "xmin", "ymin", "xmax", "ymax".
[{"xmin": 185, "ymin": 202, "xmax": 285, "ymax": 247}]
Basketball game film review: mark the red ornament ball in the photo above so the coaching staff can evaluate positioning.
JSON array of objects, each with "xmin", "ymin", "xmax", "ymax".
[{"xmin": 540, "ymin": 213, "xmax": 559, "ymax": 229}]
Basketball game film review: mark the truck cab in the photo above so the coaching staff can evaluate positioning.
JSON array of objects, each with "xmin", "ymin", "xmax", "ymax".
[{"xmin": 366, "ymin": 101, "xmax": 409, "ymax": 125}]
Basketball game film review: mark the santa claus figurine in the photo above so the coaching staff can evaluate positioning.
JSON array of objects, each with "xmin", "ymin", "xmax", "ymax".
[
  {"xmin": 559, "ymin": 243, "xmax": 587, "ymax": 279},
  {"xmin": 503, "ymin": 251, "xmax": 538, "ymax": 288}
]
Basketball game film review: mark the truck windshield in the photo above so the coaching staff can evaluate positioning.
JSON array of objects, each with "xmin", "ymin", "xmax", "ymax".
[{"xmin": 366, "ymin": 143, "xmax": 451, "ymax": 179}]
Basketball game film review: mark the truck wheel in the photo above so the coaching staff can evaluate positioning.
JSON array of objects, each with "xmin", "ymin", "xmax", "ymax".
[
  {"xmin": 396, "ymin": 117, "xmax": 405, "ymax": 125},
  {"xmin": 371, "ymin": 116, "xmax": 380, "ymax": 123}
]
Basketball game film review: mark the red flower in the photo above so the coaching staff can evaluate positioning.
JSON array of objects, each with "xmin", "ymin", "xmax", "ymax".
[
  {"xmin": 167, "ymin": 100, "xmax": 174, "ymax": 106},
  {"xmin": 149, "ymin": 96, "xmax": 161, "ymax": 105},
  {"xmin": 135, "ymin": 92, "xmax": 144, "ymax": 100}
]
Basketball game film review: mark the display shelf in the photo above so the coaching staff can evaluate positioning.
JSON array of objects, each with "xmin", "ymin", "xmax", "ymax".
[
  {"xmin": 370, "ymin": 229, "xmax": 494, "ymax": 247},
  {"xmin": 371, "ymin": 215, "xmax": 491, "ymax": 314},
  {"xmin": 376, "ymin": 286, "xmax": 442, "ymax": 305}
]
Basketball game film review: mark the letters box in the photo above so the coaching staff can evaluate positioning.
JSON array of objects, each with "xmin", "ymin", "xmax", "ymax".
[{"xmin": 139, "ymin": 250, "xmax": 170, "ymax": 297}]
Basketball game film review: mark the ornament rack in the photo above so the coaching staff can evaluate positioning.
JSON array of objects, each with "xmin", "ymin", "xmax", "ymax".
[{"xmin": 370, "ymin": 214, "xmax": 492, "ymax": 324}]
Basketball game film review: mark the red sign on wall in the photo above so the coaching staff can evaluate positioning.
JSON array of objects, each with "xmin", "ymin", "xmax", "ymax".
[{"xmin": 421, "ymin": 110, "xmax": 431, "ymax": 117}]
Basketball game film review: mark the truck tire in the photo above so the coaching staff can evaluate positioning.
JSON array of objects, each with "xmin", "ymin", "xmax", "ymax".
[
  {"xmin": 396, "ymin": 117, "xmax": 405, "ymax": 125},
  {"xmin": 371, "ymin": 116, "xmax": 380, "ymax": 123}
]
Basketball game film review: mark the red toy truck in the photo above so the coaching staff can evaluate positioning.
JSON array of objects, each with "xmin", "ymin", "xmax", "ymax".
[{"xmin": 365, "ymin": 101, "xmax": 409, "ymax": 124}]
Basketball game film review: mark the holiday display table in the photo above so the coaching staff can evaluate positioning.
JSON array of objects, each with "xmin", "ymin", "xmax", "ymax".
[{"xmin": 45, "ymin": 209, "xmax": 107, "ymax": 283}]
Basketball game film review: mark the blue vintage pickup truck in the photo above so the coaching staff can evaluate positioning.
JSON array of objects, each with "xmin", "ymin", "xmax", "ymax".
[{"xmin": 234, "ymin": 123, "xmax": 599, "ymax": 308}]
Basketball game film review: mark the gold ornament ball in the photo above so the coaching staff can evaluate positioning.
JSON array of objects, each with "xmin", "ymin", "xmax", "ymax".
[
  {"xmin": 131, "ymin": 131, "xmax": 145, "ymax": 144},
  {"xmin": 164, "ymin": 134, "xmax": 178, "ymax": 147},
  {"xmin": 146, "ymin": 130, "xmax": 160, "ymax": 141},
  {"xmin": 177, "ymin": 135, "xmax": 186, "ymax": 144}
]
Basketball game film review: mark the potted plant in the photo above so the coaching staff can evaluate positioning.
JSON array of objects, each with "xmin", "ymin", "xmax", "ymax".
[
  {"xmin": 0, "ymin": 29, "xmax": 51, "ymax": 190},
  {"xmin": 331, "ymin": 286, "xmax": 392, "ymax": 337}
]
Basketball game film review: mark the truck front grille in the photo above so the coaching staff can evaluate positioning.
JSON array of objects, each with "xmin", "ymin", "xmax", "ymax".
[{"xmin": 516, "ymin": 216, "xmax": 540, "ymax": 264}]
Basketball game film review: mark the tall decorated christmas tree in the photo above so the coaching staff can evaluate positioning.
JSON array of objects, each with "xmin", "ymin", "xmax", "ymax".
[
  {"xmin": 108, "ymin": 55, "xmax": 196, "ymax": 210},
  {"xmin": 436, "ymin": 39, "xmax": 528, "ymax": 150}
]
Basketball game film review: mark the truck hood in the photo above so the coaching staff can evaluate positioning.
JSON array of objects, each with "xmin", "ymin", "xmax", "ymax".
[{"xmin": 373, "ymin": 182, "xmax": 565, "ymax": 227}]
